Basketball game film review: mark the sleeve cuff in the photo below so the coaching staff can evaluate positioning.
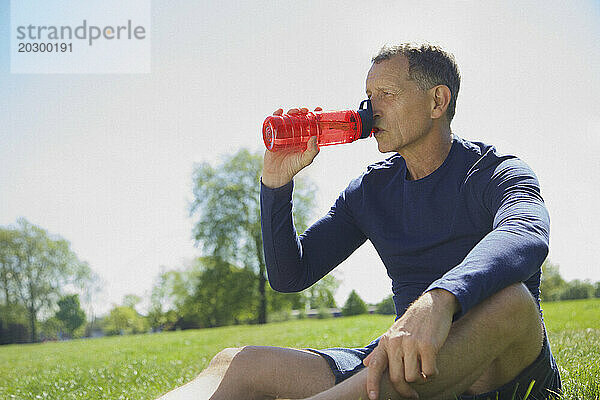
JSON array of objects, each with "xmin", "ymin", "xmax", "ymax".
[
  {"xmin": 260, "ymin": 178, "xmax": 294, "ymax": 201},
  {"xmin": 424, "ymin": 282, "xmax": 470, "ymax": 321}
]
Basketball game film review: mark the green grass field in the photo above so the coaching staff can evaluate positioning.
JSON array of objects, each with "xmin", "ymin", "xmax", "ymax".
[{"xmin": 0, "ymin": 299, "xmax": 598, "ymax": 399}]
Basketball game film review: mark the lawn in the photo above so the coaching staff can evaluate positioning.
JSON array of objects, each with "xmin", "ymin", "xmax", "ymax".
[{"xmin": 0, "ymin": 299, "xmax": 598, "ymax": 399}]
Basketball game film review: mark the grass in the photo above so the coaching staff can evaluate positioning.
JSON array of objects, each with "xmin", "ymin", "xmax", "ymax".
[
  {"xmin": 0, "ymin": 299, "xmax": 598, "ymax": 399},
  {"xmin": 542, "ymin": 299, "xmax": 600, "ymax": 399}
]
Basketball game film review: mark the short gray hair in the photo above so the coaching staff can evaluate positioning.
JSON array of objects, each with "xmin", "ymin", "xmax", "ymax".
[{"xmin": 372, "ymin": 43, "xmax": 461, "ymax": 123}]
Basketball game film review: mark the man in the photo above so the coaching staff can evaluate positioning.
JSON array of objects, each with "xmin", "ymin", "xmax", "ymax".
[{"xmin": 160, "ymin": 43, "xmax": 561, "ymax": 400}]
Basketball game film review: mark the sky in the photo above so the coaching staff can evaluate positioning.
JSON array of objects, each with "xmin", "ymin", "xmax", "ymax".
[{"xmin": 1, "ymin": 1, "xmax": 599, "ymax": 317}]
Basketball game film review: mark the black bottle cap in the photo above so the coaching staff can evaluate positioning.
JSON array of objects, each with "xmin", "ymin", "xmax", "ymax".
[{"xmin": 357, "ymin": 99, "xmax": 373, "ymax": 139}]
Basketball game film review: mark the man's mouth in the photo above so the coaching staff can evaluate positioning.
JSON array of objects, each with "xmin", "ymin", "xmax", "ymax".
[{"xmin": 372, "ymin": 127, "xmax": 383, "ymax": 135}]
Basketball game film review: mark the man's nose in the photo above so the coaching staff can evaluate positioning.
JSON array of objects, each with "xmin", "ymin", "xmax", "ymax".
[
  {"xmin": 371, "ymin": 102, "xmax": 382, "ymax": 120},
  {"xmin": 368, "ymin": 96, "xmax": 381, "ymax": 119}
]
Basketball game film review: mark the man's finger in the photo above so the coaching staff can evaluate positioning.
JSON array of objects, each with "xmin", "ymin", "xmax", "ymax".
[
  {"xmin": 419, "ymin": 347, "xmax": 440, "ymax": 379},
  {"xmin": 403, "ymin": 350, "xmax": 422, "ymax": 384},
  {"xmin": 388, "ymin": 351, "xmax": 419, "ymax": 399},
  {"xmin": 363, "ymin": 352, "xmax": 373, "ymax": 366},
  {"xmin": 366, "ymin": 348, "xmax": 387, "ymax": 400},
  {"xmin": 301, "ymin": 136, "xmax": 319, "ymax": 165}
]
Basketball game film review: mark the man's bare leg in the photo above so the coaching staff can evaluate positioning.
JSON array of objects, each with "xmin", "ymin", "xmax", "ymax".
[
  {"xmin": 209, "ymin": 346, "xmax": 335, "ymax": 400},
  {"xmin": 305, "ymin": 282, "xmax": 544, "ymax": 400}
]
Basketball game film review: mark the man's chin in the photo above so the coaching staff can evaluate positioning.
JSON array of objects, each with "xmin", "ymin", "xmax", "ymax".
[{"xmin": 375, "ymin": 139, "xmax": 394, "ymax": 154}]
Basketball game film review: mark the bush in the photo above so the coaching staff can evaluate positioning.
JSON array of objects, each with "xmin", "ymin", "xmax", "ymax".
[
  {"xmin": 375, "ymin": 295, "xmax": 396, "ymax": 315},
  {"xmin": 0, "ymin": 304, "xmax": 30, "ymax": 344},
  {"xmin": 560, "ymin": 280, "xmax": 595, "ymax": 300},
  {"xmin": 317, "ymin": 307, "xmax": 332, "ymax": 319},
  {"xmin": 103, "ymin": 306, "xmax": 149, "ymax": 336},
  {"xmin": 342, "ymin": 290, "xmax": 367, "ymax": 317},
  {"xmin": 540, "ymin": 260, "xmax": 566, "ymax": 302}
]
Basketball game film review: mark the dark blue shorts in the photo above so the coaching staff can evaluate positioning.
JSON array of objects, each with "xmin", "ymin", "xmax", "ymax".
[{"xmin": 306, "ymin": 334, "xmax": 561, "ymax": 399}]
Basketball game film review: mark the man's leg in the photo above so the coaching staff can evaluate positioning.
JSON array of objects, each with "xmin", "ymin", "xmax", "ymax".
[
  {"xmin": 306, "ymin": 282, "xmax": 544, "ymax": 400},
  {"xmin": 209, "ymin": 346, "xmax": 335, "ymax": 400}
]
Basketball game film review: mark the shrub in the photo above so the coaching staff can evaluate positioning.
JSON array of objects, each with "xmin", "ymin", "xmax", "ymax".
[
  {"xmin": 342, "ymin": 290, "xmax": 368, "ymax": 317},
  {"xmin": 375, "ymin": 295, "xmax": 396, "ymax": 315}
]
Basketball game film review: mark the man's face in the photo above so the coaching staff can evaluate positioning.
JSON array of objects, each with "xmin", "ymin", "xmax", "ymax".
[{"xmin": 365, "ymin": 55, "xmax": 434, "ymax": 154}]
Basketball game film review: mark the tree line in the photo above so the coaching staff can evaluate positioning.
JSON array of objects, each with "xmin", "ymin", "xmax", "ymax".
[{"xmin": 539, "ymin": 260, "xmax": 600, "ymax": 302}]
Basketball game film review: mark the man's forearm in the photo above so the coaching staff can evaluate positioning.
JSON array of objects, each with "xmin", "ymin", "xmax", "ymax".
[{"xmin": 426, "ymin": 288, "xmax": 460, "ymax": 317}]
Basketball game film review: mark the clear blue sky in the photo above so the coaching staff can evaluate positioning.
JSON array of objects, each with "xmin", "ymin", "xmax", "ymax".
[{"xmin": 1, "ymin": 0, "xmax": 599, "ymax": 316}]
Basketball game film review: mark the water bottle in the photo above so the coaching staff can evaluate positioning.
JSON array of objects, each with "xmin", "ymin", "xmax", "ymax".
[{"xmin": 262, "ymin": 100, "xmax": 373, "ymax": 151}]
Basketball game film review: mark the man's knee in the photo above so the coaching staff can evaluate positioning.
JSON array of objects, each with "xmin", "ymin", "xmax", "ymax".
[
  {"xmin": 491, "ymin": 283, "xmax": 538, "ymax": 317},
  {"xmin": 224, "ymin": 346, "xmax": 268, "ymax": 372},
  {"xmin": 485, "ymin": 282, "xmax": 542, "ymax": 342},
  {"xmin": 208, "ymin": 347, "xmax": 243, "ymax": 370}
]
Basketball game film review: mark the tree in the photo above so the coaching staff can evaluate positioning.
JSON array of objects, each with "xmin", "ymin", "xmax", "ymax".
[
  {"xmin": 55, "ymin": 294, "xmax": 86, "ymax": 337},
  {"xmin": 375, "ymin": 295, "xmax": 396, "ymax": 315},
  {"xmin": 0, "ymin": 303, "xmax": 29, "ymax": 344},
  {"xmin": 342, "ymin": 290, "xmax": 368, "ymax": 316},
  {"xmin": 148, "ymin": 267, "xmax": 189, "ymax": 331},
  {"xmin": 122, "ymin": 294, "xmax": 142, "ymax": 311},
  {"xmin": 304, "ymin": 274, "xmax": 339, "ymax": 310},
  {"xmin": 560, "ymin": 280, "xmax": 595, "ymax": 300},
  {"xmin": 190, "ymin": 149, "xmax": 316, "ymax": 324},
  {"xmin": 2, "ymin": 219, "xmax": 94, "ymax": 342},
  {"xmin": 540, "ymin": 260, "xmax": 566, "ymax": 302},
  {"xmin": 0, "ymin": 227, "xmax": 20, "ymax": 307},
  {"xmin": 180, "ymin": 257, "xmax": 257, "ymax": 328},
  {"xmin": 103, "ymin": 305, "xmax": 148, "ymax": 336}
]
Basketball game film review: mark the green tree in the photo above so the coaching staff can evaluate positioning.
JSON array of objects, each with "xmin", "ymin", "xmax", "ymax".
[
  {"xmin": 560, "ymin": 280, "xmax": 595, "ymax": 300},
  {"xmin": 0, "ymin": 303, "xmax": 30, "ymax": 344},
  {"xmin": 40, "ymin": 317, "xmax": 63, "ymax": 341},
  {"xmin": 103, "ymin": 305, "xmax": 148, "ymax": 336},
  {"xmin": 342, "ymin": 290, "xmax": 368, "ymax": 316},
  {"xmin": 0, "ymin": 227, "xmax": 20, "ymax": 307},
  {"xmin": 180, "ymin": 257, "xmax": 257, "ymax": 328},
  {"xmin": 122, "ymin": 294, "xmax": 142, "ymax": 311},
  {"xmin": 55, "ymin": 294, "xmax": 86, "ymax": 337},
  {"xmin": 2, "ymin": 219, "xmax": 93, "ymax": 342},
  {"xmin": 148, "ymin": 267, "xmax": 189, "ymax": 331},
  {"xmin": 375, "ymin": 295, "xmax": 396, "ymax": 315},
  {"xmin": 305, "ymin": 274, "xmax": 339, "ymax": 309},
  {"xmin": 190, "ymin": 149, "xmax": 316, "ymax": 324},
  {"xmin": 540, "ymin": 260, "xmax": 566, "ymax": 302}
]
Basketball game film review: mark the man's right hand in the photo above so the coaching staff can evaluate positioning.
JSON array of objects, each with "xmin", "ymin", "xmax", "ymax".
[{"xmin": 261, "ymin": 107, "xmax": 321, "ymax": 189}]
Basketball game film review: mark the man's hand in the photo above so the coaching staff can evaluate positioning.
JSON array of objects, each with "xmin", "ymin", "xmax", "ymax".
[
  {"xmin": 262, "ymin": 107, "xmax": 321, "ymax": 189},
  {"xmin": 363, "ymin": 289, "xmax": 459, "ymax": 399}
]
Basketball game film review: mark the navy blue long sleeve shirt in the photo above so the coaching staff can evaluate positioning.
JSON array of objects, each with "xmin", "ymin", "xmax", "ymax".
[{"xmin": 260, "ymin": 136, "xmax": 550, "ymax": 319}]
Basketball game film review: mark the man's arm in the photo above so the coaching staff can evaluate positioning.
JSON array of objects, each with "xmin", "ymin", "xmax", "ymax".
[
  {"xmin": 261, "ymin": 121, "xmax": 367, "ymax": 292},
  {"xmin": 260, "ymin": 176, "xmax": 367, "ymax": 292},
  {"xmin": 424, "ymin": 157, "xmax": 549, "ymax": 317}
]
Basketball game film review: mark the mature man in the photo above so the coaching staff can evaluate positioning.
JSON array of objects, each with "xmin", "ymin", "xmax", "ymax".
[{"xmin": 160, "ymin": 43, "xmax": 561, "ymax": 400}]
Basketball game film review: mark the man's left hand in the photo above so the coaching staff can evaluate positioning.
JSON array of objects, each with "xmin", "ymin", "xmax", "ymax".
[{"xmin": 364, "ymin": 289, "xmax": 459, "ymax": 399}]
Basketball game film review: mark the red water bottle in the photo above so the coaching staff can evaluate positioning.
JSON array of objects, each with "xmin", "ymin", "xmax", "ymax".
[{"xmin": 263, "ymin": 100, "xmax": 373, "ymax": 151}]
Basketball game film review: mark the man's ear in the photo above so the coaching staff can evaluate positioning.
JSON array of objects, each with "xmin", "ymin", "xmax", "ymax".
[{"xmin": 430, "ymin": 85, "xmax": 451, "ymax": 120}]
